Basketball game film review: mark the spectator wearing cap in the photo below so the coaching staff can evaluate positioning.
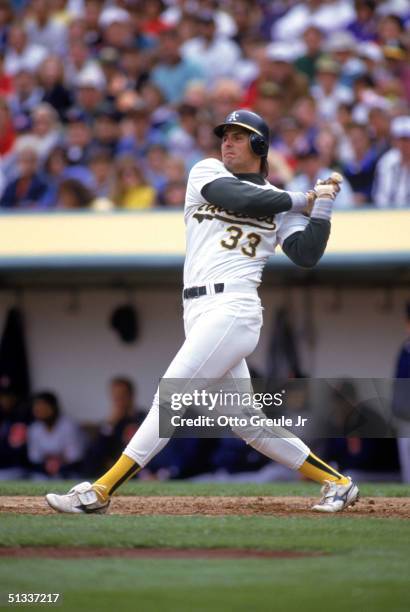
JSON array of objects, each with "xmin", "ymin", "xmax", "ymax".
[
  {"xmin": 325, "ymin": 31, "xmax": 364, "ymax": 88},
  {"xmin": 311, "ymin": 56, "xmax": 353, "ymax": 121},
  {"xmin": 38, "ymin": 56, "xmax": 72, "ymax": 121},
  {"xmin": 246, "ymin": 43, "xmax": 309, "ymax": 115},
  {"xmin": 373, "ymin": 116, "xmax": 410, "ymax": 208},
  {"xmin": 342, "ymin": 122, "xmax": 378, "ymax": 205},
  {"xmin": 99, "ymin": 6, "xmax": 134, "ymax": 51},
  {"xmin": 98, "ymin": 46, "xmax": 127, "ymax": 99},
  {"xmin": 111, "ymin": 155, "xmax": 156, "ymax": 210},
  {"xmin": 24, "ymin": 0, "xmax": 67, "ymax": 56},
  {"xmin": 286, "ymin": 144, "xmax": 354, "ymax": 209},
  {"xmin": 347, "ymin": 0, "xmax": 378, "ymax": 42},
  {"xmin": 4, "ymin": 23, "xmax": 47, "ymax": 76},
  {"xmin": 8, "ymin": 67, "xmax": 43, "ymax": 132},
  {"xmin": 0, "ymin": 140, "xmax": 48, "ymax": 209},
  {"xmin": 74, "ymin": 64, "xmax": 106, "ymax": 122},
  {"xmin": 151, "ymin": 27, "xmax": 205, "ymax": 104},
  {"xmin": 0, "ymin": 48, "xmax": 13, "ymax": 97},
  {"xmin": 0, "ymin": 98, "xmax": 15, "ymax": 156},
  {"xmin": 119, "ymin": 45, "xmax": 150, "ymax": 94},
  {"xmin": 28, "ymin": 391, "xmax": 84, "ymax": 479},
  {"xmin": 180, "ymin": 13, "xmax": 241, "ymax": 85},
  {"xmin": 294, "ymin": 25, "xmax": 325, "ymax": 84}
]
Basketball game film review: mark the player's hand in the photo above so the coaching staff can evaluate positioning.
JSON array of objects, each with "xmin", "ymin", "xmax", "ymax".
[
  {"xmin": 314, "ymin": 173, "xmax": 343, "ymax": 201},
  {"xmin": 302, "ymin": 190, "xmax": 317, "ymax": 216}
]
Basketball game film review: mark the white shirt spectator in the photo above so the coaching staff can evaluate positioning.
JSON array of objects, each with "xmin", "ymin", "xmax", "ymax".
[
  {"xmin": 287, "ymin": 167, "xmax": 354, "ymax": 209},
  {"xmin": 25, "ymin": 17, "xmax": 68, "ymax": 56},
  {"xmin": 311, "ymin": 83, "xmax": 354, "ymax": 122},
  {"xmin": 373, "ymin": 149, "xmax": 410, "ymax": 208},
  {"xmin": 181, "ymin": 36, "xmax": 241, "ymax": 85},
  {"xmin": 5, "ymin": 43, "xmax": 48, "ymax": 76},
  {"xmin": 272, "ymin": 0, "xmax": 355, "ymax": 42},
  {"xmin": 28, "ymin": 415, "xmax": 84, "ymax": 466}
]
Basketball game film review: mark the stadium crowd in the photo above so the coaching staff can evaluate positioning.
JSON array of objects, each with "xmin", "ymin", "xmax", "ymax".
[{"xmin": 0, "ymin": 0, "xmax": 409, "ymax": 211}]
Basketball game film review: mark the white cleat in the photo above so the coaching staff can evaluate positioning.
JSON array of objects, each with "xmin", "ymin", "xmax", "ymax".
[
  {"xmin": 45, "ymin": 482, "xmax": 110, "ymax": 514},
  {"xmin": 312, "ymin": 478, "xmax": 359, "ymax": 513}
]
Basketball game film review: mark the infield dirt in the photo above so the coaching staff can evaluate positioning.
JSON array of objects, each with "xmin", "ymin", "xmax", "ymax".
[{"xmin": 1, "ymin": 495, "xmax": 409, "ymax": 518}]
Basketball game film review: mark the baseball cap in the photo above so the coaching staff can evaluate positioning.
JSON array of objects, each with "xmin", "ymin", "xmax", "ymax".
[
  {"xmin": 357, "ymin": 42, "xmax": 383, "ymax": 63},
  {"xmin": 325, "ymin": 31, "xmax": 357, "ymax": 53},
  {"xmin": 76, "ymin": 66, "xmax": 106, "ymax": 91},
  {"xmin": 99, "ymin": 7, "xmax": 130, "ymax": 29},
  {"xmin": 316, "ymin": 56, "xmax": 341, "ymax": 75},
  {"xmin": 266, "ymin": 42, "xmax": 296, "ymax": 63},
  {"xmin": 391, "ymin": 116, "xmax": 410, "ymax": 139}
]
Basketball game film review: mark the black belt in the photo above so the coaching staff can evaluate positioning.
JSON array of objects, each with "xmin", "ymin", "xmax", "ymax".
[{"xmin": 183, "ymin": 283, "xmax": 225, "ymax": 299}]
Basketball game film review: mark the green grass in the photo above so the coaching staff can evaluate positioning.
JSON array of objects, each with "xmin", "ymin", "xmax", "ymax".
[
  {"xmin": 1, "ymin": 479, "xmax": 409, "ymax": 497},
  {"xmin": 0, "ymin": 482, "xmax": 409, "ymax": 612}
]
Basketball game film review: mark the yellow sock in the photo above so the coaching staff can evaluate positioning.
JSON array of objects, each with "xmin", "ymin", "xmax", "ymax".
[
  {"xmin": 298, "ymin": 452, "xmax": 350, "ymax": 485},
  {"xmin": 93, "ymin": 453, "xmax": 140, "ymax": 501}
]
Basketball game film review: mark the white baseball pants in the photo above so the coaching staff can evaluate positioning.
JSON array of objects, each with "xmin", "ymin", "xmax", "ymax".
[{"xmin": 124, "ymin": 291, "xmax": 310, "ymax": 471}]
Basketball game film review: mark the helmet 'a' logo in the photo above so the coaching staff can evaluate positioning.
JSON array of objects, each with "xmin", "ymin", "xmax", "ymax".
[{"xmin": 228, "ymin": 111, "xmax": 239, "ymax": 122}]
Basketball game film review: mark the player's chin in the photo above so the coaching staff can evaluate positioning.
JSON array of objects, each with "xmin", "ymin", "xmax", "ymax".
[{"xmin": 222, "ymin": 156, "xmax": 235, "ymax": 171}]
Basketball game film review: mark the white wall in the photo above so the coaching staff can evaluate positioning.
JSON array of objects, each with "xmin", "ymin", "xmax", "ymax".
[{"xmin": 0, "ymin": 287, "xmax": 407, "ymax": 422}]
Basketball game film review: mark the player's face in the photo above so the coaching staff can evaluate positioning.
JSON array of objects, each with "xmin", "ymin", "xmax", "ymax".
[{"xmin": 221, "ymin": 127, "xmax": 261, "ymax": 174}]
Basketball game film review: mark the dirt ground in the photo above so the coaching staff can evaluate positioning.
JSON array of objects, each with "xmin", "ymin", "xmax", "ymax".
[{"xmin": 1, "ymin": 495, "xmax": 409, "ymax": 519}]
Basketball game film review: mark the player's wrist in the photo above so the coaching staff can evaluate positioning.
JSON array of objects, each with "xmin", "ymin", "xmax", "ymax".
[
  {"xmin": 288, "ymin": 191, "xmax": 308, "ymax": 213},
  {"xmin": 311, "ymin": 198, "xmax": 333, "ymax": 220}
]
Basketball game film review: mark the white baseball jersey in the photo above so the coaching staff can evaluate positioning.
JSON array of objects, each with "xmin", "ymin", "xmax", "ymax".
[{"xmin": 183, "ymin": 158, "xmax": 309, "ymax": 287}]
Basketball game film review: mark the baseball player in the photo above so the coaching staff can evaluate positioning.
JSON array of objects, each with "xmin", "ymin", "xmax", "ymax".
[{"xmin": 46, "ymin": 110, "xmax": 359, "ymax": 514}]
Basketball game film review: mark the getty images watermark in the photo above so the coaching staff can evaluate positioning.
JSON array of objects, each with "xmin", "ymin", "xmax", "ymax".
[
  {"xmin": 169, "ymin": 389, "xmax": 308, "ymax": 429},
  {"xmin": 158, "ymin": 378, "xmax": 408, "ymax": 439}
]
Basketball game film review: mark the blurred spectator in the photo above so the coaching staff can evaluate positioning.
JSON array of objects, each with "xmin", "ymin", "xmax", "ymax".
[
  {"xmin": 0, "ymin": 0, "xmax": 12, "ymax": 51},
  {"xmin": 373, "ymin": 115, "xmax": 410, "ymax": 208},
  {"xmin": 24, "ymin": 0, "xmax": 67, "ymax": 56},
  {"xmin": 88, "ymin": 148, "xmax": 113, "ymax": 198},
  {"xmin": 160, "ymin": 180, "xmax": 186, "ymax": 208},
  {"xmin": 347, "ymin": 0, "xmax": 378, "ymax": 41},
  {"xmin": 31, "ymin": 102, "xmax": 61, "ymax": 161},
  {"xmin": 92, "ymin": 103, "xmax": 120, "ymax": 155},
  {"xmin": 56, "ymin": 178, "xmax": 94, "ymax": 209},
  {"xmin": 28, "ymin": 391, "xmax": 84, "ymax": 478},
  {"xmin": 111, "ymin": 155, "xmax": 156, "ymax": 209},
  {"xmin": 0, "ymin": 48, "xmax": 13, "ymax": 97},
  {"xmin": 4, "ymin": 22, "xmax": 47, "ymax": 75},
  {"xmin": 85, "ymin": 377, "xmax": 144, "ymax": 477},
  {"xmin": 286, "ymin": 145, "xmax": 354, "ymax": 209},
  {"xmin": 38, "ymin": 56, "xmax": 72, "ymax": 120},
  {"xmin": 181, "ymin": 12, "xmax": 241, "ymax": 85},
  {"xmin": 0, "ymin": 98, "xmax": 15, "ymax": 156},
  {"xmin": 8, "ymin": 67, "xmax": 43, "ymax": 132},
  {"xmin": 245, "ymin": 43, "xmax": 309, "ymax": 114},
  {"xmin": 117, "ymin": 102, "xmax": 164, "ymax": 158},
  {"xmin": 0, "ymin": 140, "xmax": 47, "ymax": 209},
  {"xmin": 208, "ymin": 78, "xmax": 243, "ymax": 123},
  {"xmin": 151, "ymin": 27, "xmax": 204, "ymax": 104},
  {"xmin": 272, "ymin": 0, "xmax": 355, "ymax": 42},
  {"xmin": 0, "ymin": 381, "xmax": 29, "ymax": 479},
  {"xmin": 342, "ymin": 122, "xmax": 378, "ymax": 204},
  {"xmin": 294, "ymin": 25, "xmax": 324, "ymax": 84},
  {"xmin": 64, "ymin": 108, "xmax": 93, "ymax": 166},
  {"xmin": 311, "ymin": 56, "xmax": 353, "ymax": 121},
  {"xmin": 75, "ymin": 64, "xmax": 106, "ymax": 121},
  {"xmin": 99, "ymin": 6, "xmax": 134, "ymax": 51},
  {"xmin": 166, "ymin": 103, "xmax": 202, "ymax": 168}
]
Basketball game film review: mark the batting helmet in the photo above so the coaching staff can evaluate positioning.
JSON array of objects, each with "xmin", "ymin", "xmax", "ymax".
[{"xmin": 213, "ymin": 110, "xmax": 270, "ymax": 157}]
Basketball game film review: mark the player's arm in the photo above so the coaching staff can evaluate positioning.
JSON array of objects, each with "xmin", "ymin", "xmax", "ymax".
[
  {"xmin": 201, "ymin": 177, "xmax": 309, "ymax": 216},
  {"xmin": 280, "ymin": 181, "xmax": 339, "ymax": 268}
]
